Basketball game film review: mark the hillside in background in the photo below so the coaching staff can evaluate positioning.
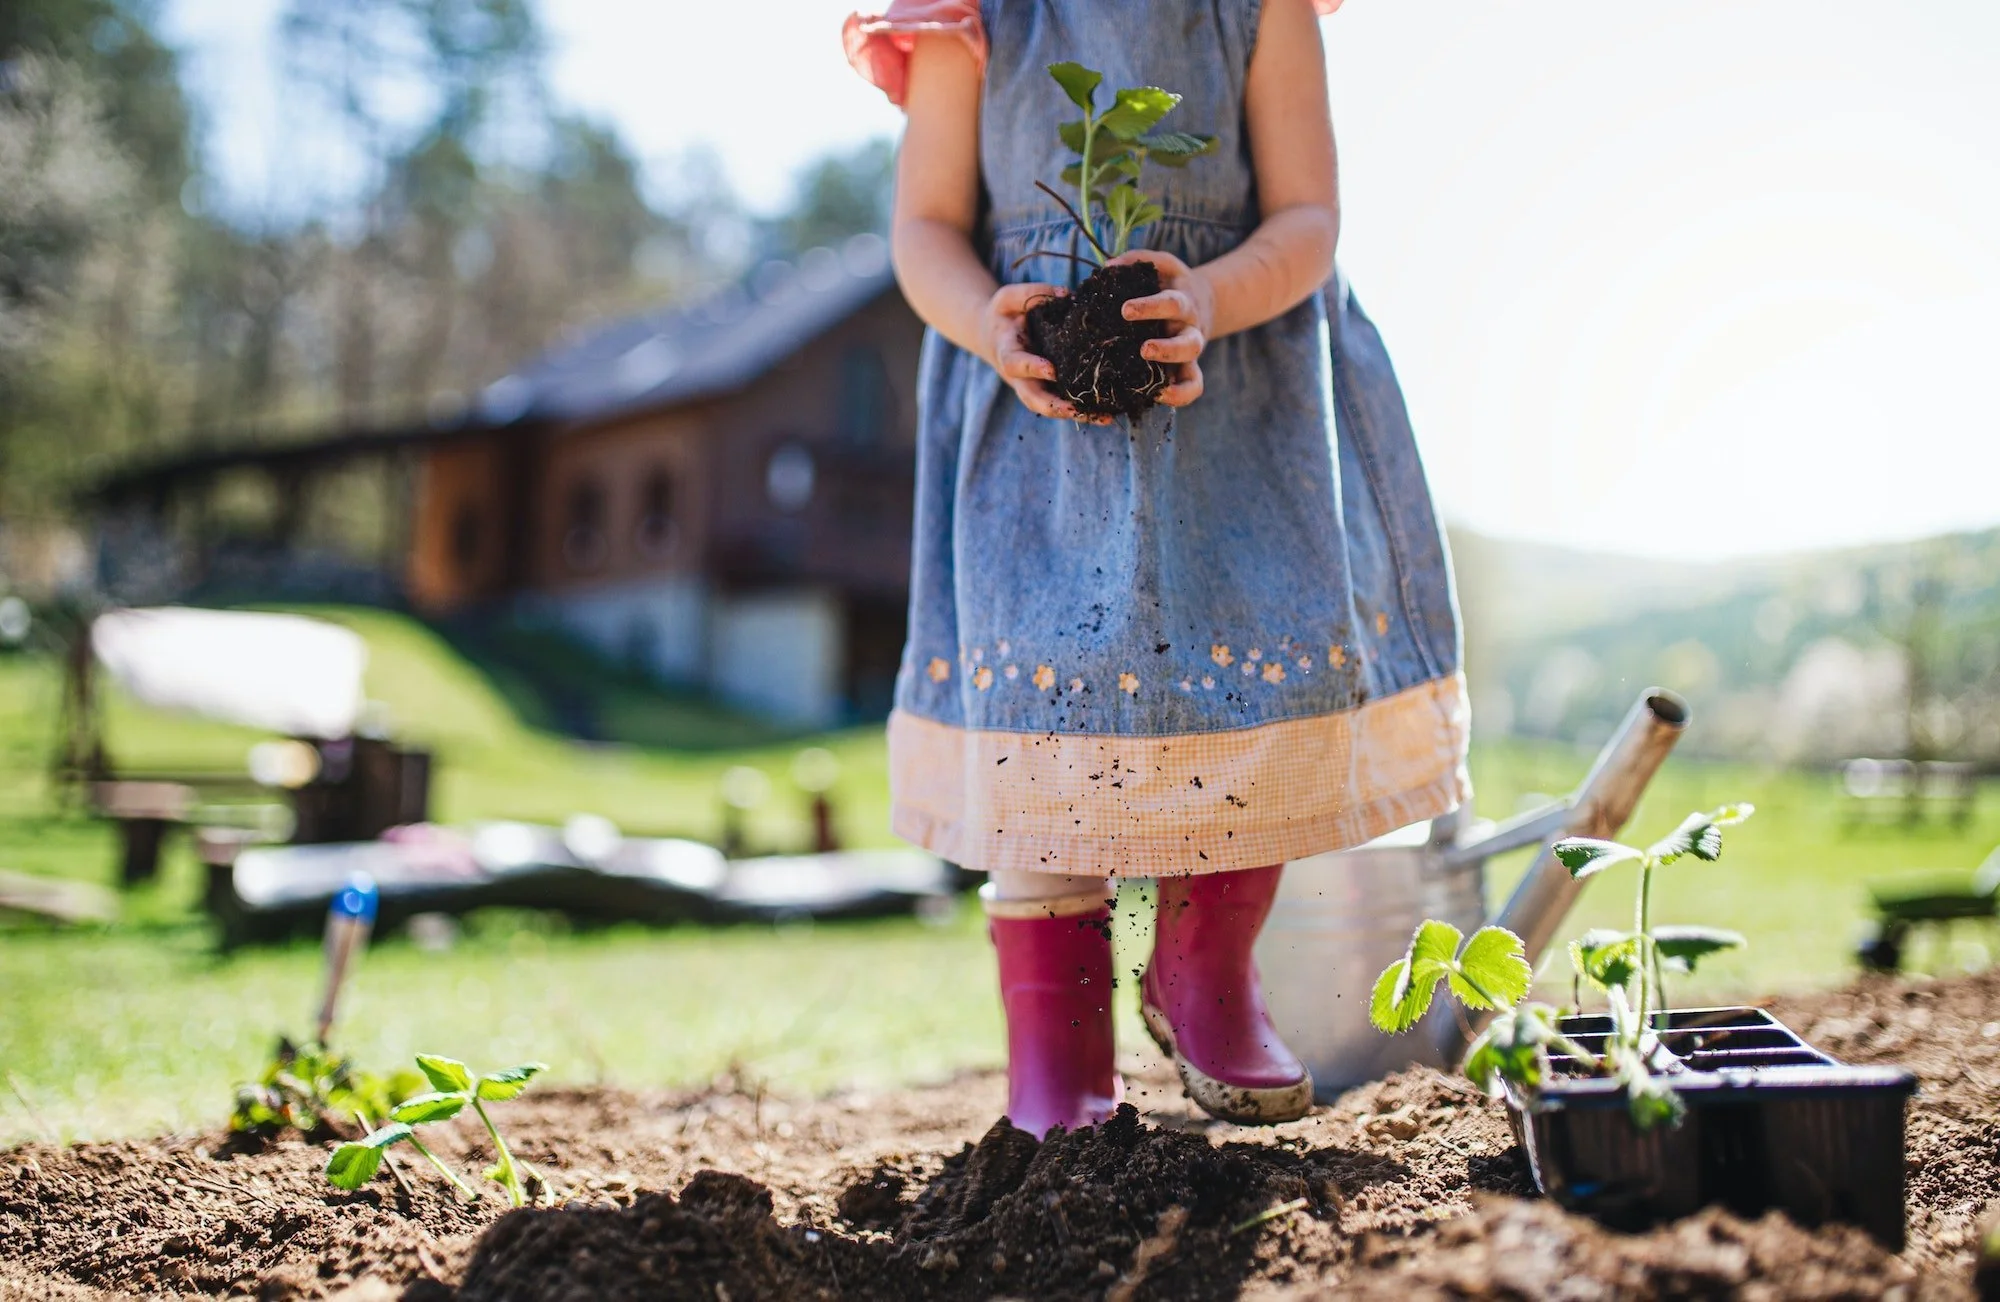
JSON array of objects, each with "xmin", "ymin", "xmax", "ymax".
[{"xmin": 1452, "ymin": 525, "xmax": 2000, "ymax": 765}]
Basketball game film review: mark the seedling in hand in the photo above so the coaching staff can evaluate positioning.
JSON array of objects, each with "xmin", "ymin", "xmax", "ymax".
[
  {"xmin": 325, "ymin": 1054, "xmax": 546, "ymax": 1205},
  {"xmin": 1022, "ymin": 63, "xmax": 1216, "ymax": 419},
  {"xmin": 1370, "ymin": 804, "xmax": 1754, "ymax": 1129},
  {"xmin": 1038, "ymin": 62, "xmax": 1216, "ymax": 263}
]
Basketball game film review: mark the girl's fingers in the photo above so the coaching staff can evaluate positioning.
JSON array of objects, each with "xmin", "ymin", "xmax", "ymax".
[
  {"xmin": 1008, "ymin": 376, "xmax": 1075, "ymax": 420},
  {"xmin": 1141, "ymin": 328, "xmax": 1204, "ymax": 364},
  {"xmin": 1156, "ymin": 363, "xmax": 1204, "ymax": 408},
  {"xmin": 1123, "ymin": 290, "xmax": 1196, "ymax": 324},
  {"xmin": 997, "ymin": 345, "xmax": 1056, "ymax": 382},
  {"xmin": 996, "ymin": 282, "xmax": 1063, "ymax": 316},
  {"xmin": 1107, "ymin": 249, "xmax": 1193, "ymax": 278}
]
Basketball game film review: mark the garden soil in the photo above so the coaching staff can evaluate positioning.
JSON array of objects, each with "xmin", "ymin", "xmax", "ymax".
[{"xmin": 5, "ymin": 967, "xmax": 1998, "ymax": 1301}]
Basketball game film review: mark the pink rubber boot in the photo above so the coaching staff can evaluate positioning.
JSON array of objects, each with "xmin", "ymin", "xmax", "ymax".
[
  {"xmin": 1141, "ymin": 865, "xmax": 1313, "ymax": 1123},
  {"xmin": 984, "ymin": 886, "xmax": 1122, "ymax": 1137}
]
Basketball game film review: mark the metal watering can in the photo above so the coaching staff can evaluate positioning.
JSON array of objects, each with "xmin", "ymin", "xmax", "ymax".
[{"xmin": 1255, "ymin": 689, "xmax": 1690, "ymax": 1099}]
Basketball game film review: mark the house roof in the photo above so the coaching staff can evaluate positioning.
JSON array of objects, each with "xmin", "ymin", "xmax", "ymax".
[{"xmin": 472, "ymin": 232, "xmax": 898, "ymax": 430}]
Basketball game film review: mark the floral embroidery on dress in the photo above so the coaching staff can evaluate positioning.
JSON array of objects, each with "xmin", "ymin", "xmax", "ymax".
[
  {"xmin": 1297, "ymin": 655, "xmax": 1313, "ymax": 672},
  {"xmin": 928, "ymin": 657, "xmax": 951, "ymax": 683},
  {"xmin": 1211, "ymin": 644, "xmax": 1234, "ymax": 668},
  {"xmin": 1118, "ymin": 672, "xmax": 1139, "ymax": 695},
  {"xmin": 973, "ymin": 666, "xmax": 994, "ymax": 690},
  {"xmin": 1003, "ymin": 664, "xmax": 1019, "ymax": 680},
  {"xmin": 1261, "ymin": 661, "xmax": 1286, "ymax": 684},
  {"xmin": 1247, "ymin": 647, "xmax": 1262, "ymax": 661},
  {"xmin": 1033, "ymin": 665, "xmax": 1056, "ymax": 690},
  {"xmin": 1329, "ymin": 645, "xmax": 1347, "ymax": 669},
  {"xmin": 1201, "ymin": 675, "xmax": 1216, "ymax": 690},
  {"xmin": 1069, "ymin": 677, "xmax": 1085, "ymax": 694},
  {"xmin": 1376, "ymin": 612, "xmax": 1390, "ymax": 635}
]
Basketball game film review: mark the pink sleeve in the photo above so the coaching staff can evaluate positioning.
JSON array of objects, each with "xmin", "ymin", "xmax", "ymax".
[
  {"xmin": 1314, "ymin": 1, "xmax": 1343, "ymax": 12},
  {"xmin": 842, "ymin": 0, "xmax": 987, "ymax": 110}
]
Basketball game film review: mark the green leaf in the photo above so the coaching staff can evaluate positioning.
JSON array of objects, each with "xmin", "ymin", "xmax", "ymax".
[
  {"xmin": 1060, "ymin": 162, "xmax": 1083, "ymax": 188},
  {"xmin": 1570, "ymin": 928, "xmax": 1642, "ymax": 990},
  {"xmin": 324, "ymin": 1123, "xmax": 411, "ymax": 1190},
  {"xmin": 1552, "ymin": 838, "xmax": 1644, "ymax": 880},
  {"xmin": 1463, "ymin": 1006, "xmax": 1552, "ymax": 1094},
  {"xmin": 1102, "ymin": 183, "xmax": 1144, "ymax": 232},
  {"xmin": 1708, "ymin": 802, "xmax": 1755, "ymax": 827},
  {"xmin": 1138, "ymin": 130, "xmax": 1217, "ymax": 166},
  {"xmin": 1130, "ymin": 201, "xmax": 1166, "ymax": 231},
  {"xmin": 390, "ymin": 1091, "xmax": 469, "ymax": 1124},
  {"xmin": 1058, "ymin": 119, "xmax": 1087, "ymax": 154},
  {"xmin": 1048, "ymin": 62, "xmax": 1101, "ymax": 112},
  {"xmin": 1098, "ymin": 86, "xmax": 1180, "ymax": 140},
  {"xmin": 475, "ymin": 1063, "xmax": 547, "ymax": 1102},
  {"xmin": 1648, "ymin": 811, "xmax": 1725, "ymax": 864},
  {"xmin": 1450, "ymin": 926, "xmax": 1532, "ymax": 1009},
  {"xmin": 1368, "ymin": 920, "xmax": 1460, "ymax": 1033},
  {"xmin": 1652, "ymin": 925, "xmax": 1745, "ymax": 974},
  {"xmin": 416, "ymin": 1055, "xmax": 472, "ymax": 1094}
]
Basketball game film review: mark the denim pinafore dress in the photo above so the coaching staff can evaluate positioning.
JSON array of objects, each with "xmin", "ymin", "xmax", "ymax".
[{"xmin": 882, "ymin": 0, "xmax": 1470, "ymax": 877}]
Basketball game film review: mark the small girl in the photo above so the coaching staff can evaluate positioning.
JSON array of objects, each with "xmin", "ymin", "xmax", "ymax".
[{"xmin": 844, "ymin": 0, "xmax": 1468, "ymax": 1133}]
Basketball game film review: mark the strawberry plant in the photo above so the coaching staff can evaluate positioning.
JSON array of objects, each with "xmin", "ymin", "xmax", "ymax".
[
  {"xmin": 1370, "ymin": 804, "xmax": 1755, "ymax": 1128},
  {"xmin": 326, "ymin": 1053, "xmax": 547, "ymax": 1205},
  {"xmin": 1023, "ymin": 63, "xmax": 1216, "ymax": 418},
  {"xmin": 229, "ymin": 1039, "xmax": 420, "ymax": 1142}
]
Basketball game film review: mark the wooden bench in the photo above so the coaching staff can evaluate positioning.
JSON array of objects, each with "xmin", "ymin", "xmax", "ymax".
[
  {"xmin": 1840, "ymin": 758, "xmax": 1979, "ymax": 833},
  {"xmin": 1858, "ymin": 847, "xmax": 2000, "ymax": 971}
]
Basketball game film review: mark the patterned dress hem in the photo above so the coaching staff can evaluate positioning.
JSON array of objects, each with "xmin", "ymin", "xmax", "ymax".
[{"xmin": 888, "ymin": 672, "xmax": 1471, "ymax": 876}]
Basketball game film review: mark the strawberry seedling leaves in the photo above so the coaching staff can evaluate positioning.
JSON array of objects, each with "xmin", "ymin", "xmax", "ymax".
[
  {"xmin": 416, "ymin": 1055, "xmax": 473, "ymax": 1094},
  {"xmin": 1048, "ymin": 62, "xmax": 1101, "ymax": 111},
  {"xmin": 1369, "ymin": 919, "xmax": 1463, "ymax": 1033},
  {"xmin": 1451, "ymin": 926, "xmax": 1533, "ymax": 1008},
  {"xmin": 1652, "ymin": 925, "xmax": 1745, "ymax": 974},
  {"xmin": 1098, "ymin": 86, "xmax": 1180, "ymax": 140},
  {"xmin": 1138, "ymin": 130, "xmax": 1217, "ymax": 166},
  {"xmin": 1553, "ymin": 838, "xmax": 1643, "ymax": 880},
  {"xmin": 1569, "ymin": 928, "xmax": 1643, "ymax": 990},
  {"xmin": 475, "ymin": 1063, "xmax": 547, "ymax": 1102},
  {"xmin": 325, "ymin": 1122, "xmax": 411, "ymax": 1190},
  {"xmin": 390, "ymin": 1091, "xmax": 469, "ymax": 1124}
]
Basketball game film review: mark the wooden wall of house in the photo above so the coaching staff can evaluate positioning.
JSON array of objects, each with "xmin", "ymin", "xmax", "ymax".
[
  {"xmin": 533, "ymin": 288, "xmax": 925, "ymax": 600},
  {"xmin": 407, "ymin": 440, "xmax": 511, "ymax": 613}
]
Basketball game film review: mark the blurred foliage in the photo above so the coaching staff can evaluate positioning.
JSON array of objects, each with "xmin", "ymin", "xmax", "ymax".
[
  {"xmin": 0, "ymin": 0, "xmax": 896, "ymax": 564},
  {"xmin": 1458, "ymin": 525, "xmax": 2000, "ymax": 767}
]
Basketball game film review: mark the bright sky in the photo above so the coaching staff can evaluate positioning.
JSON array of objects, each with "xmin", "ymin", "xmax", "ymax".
[{"xmin": 162, "ymin": 0, "xmax": 2000, "ymax": 560}]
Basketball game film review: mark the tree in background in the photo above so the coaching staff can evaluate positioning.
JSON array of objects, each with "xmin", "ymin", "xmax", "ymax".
[{"xmin": 767, "ymin": 138, "xmax": 894, "ymax": 260}]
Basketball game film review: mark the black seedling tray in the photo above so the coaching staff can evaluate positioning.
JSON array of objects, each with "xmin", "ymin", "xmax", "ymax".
[{"xmin": 1506, "ymin": 1007, "xmax": 1918, "ymax": 1249}]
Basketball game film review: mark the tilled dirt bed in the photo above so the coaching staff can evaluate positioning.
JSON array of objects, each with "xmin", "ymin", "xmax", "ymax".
[{"xmin": 6, "ymin": 969, "xmax": 1999, "ymax": 1301}]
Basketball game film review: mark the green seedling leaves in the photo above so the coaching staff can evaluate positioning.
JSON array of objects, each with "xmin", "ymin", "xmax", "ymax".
[
  {"xmin": 1553, "ymin": 837, "xmax": 1643, "ymax": 880},
  {"xmin": 1098, "ymin": 86, "xmax": 1180, "ymax": 140},
  {"xmin": 416, "ymin": 1055, "xmax": 473, "ymax": 1094},
  {"xmin": 475, "ymin": 1063, "xmax": 548, "ymax": 1102},
  {"xmin": 391, "ymin": 1091, "xmax": 469, "ymax": 1124},
  {"xmin": 1450, "ymin": 926, "xmax": 1533, "ymax": 1009},
  {"xmin": 1652, "ymin": 925, "xmax": 1745, "ymax": 974},
  {"xmin": 1138, "ymin": 130, "xmax": 1218, "ymax": 166},
  {"xmin": 1048, "ymin": 62, "xmax": 1100, "ymax": 111},
  {"xmin": 1647, "ymin": 803, "xmax": 1753, "ymax": 865},
  {"xmin": 1462, "ymin": 1003, "xmax": 1558, "ymax": 1095},
  {"xmin": 1370, "ymin": 919, "xmax": 1462, "ymax": 1033},
  {"xmin": 1569, "ymin": 928, "xmax": 1642, "ymax": 990},
  {"xmin": 325, "ymin": 1122, "xmax": 411, "ymax": 1190},
  {"xmin": 1371, "ymin": 922, "xmax": 1529, "ymax": 1033}
]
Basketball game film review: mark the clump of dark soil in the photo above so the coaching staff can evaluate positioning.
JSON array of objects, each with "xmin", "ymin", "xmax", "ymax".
[
  {"xmin": 4, "ymin": 968, "xmax": 1998, "ymax": 1300},
  {"xmin": 1025, "ymin": 261, "xmax": 1170, "ymax": 419}
]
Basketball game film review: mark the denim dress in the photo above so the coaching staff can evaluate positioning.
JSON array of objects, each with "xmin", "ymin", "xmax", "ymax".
[{"xmin": 883, "ymin": 0, "xmax": 1470, "ymax": 877}]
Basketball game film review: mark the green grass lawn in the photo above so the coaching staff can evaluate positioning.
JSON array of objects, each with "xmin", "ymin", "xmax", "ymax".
[{"xmin": 2, "ymin": 609, "xmax": 1996, "ymax": 1144}]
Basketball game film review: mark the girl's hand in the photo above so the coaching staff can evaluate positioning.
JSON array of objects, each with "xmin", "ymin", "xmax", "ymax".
[
  {"xmin": 981, "ymin": 282, "xmax": 1110, "ymax": 423},
  {"xmin": 1109, "ymin": 249, "xmax": 1214, "ymax": 408}
]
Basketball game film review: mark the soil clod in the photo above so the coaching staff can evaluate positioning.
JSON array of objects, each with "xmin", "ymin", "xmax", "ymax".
[{"xmin": 1026, "ymin": 262, "xmax": 1170, "ymax": 419}]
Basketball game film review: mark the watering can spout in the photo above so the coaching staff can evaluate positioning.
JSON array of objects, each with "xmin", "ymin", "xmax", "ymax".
[{"xmin": 1432, "ymin": 687, "xmax": 1689, "ymax": 1062}]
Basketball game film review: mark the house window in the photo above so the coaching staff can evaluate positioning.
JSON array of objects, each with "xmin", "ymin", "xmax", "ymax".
[
  {"xmin": 563, "ymin": 477, "xmax": 608, "ymax": 572},
  {"xmin": 636, "ymin": 467, "xmax": 678, "ymax": 559},
  {"xmin": 450, "ymin": 502, "xmax": 482, "ymax": 572},
  {"xmin": 766, "ymin": 443, "xmax": 815, "ymax": 513},
  {"xmin": 838, "ymin": 346, "xmax": 892, "ymax": 445}
]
